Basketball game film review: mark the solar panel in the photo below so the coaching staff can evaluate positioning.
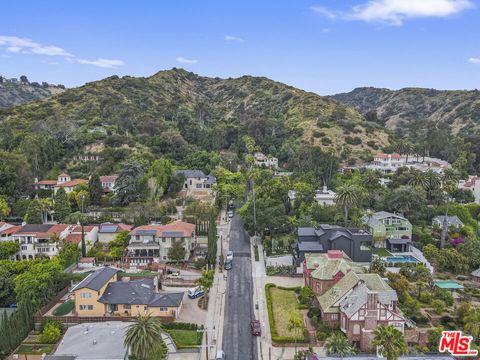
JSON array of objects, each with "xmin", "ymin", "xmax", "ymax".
[
  {"xmin": 100, "ymin": 225, "xmax": 118, "ymax": 233},
  {"xmin": 137, "ymin": 229, "xmax": 157, "ymax": 236},
  {"xmin": 161, "ymin": 231, "xmax": 184, "ymax": 237}
]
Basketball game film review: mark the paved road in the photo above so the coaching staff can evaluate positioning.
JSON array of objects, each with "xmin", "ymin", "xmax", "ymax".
[{"xmin": 222, "ymin": 214, "xmax": 258, "ymax": 360}]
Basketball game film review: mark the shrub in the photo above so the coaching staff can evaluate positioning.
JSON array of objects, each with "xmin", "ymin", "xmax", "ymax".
[
  {"xmin": 316, "ymin": 330, "xmax": 328, "ymax": 342},
  {"xmin": 298, "ymin": 287, "xmax": 314, "ymax": 305},
  {"xmin": 418, "ymin": 292, "xmax": 432, "ymax": 304},
  {"xmin": 435, "ymin": 288, "xmax": 454, "ymax": 306},
  {"xmin": 308, "ymin": 307, "xmax": 321, "ymax": 318},
  {"xmin": 345, "ymin": 136, "xmax": 362, "ymax": 145},
  {"xmin": 321, "ymin": 137, "xmax": 332, "ymax": 145},
  {"xmin": 39, "ymin": 321, "xmax": 62, "ymax": 344}
]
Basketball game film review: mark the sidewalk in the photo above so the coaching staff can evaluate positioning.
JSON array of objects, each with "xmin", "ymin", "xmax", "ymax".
[{"xmin": 200, "ymin": 209, "xmax": 230, "ymax": 360}]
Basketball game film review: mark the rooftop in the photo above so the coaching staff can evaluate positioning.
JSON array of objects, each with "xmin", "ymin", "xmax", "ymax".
[
  {"xmin": 72, "ymin": 266, "xmax": 119, "ymax": 292},
  {"xmin": 176, "ymin": 169, "xmax": 207, "ymax": 178},
  {"xmin": 53, "ymin": 322, "xmax": 129, "ymax": 360}
]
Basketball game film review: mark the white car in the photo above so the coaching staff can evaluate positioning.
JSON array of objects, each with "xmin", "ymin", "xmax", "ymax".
[
  {"xmin": 226, "ymin": 251, "xmax": 234, "ymax": 262},
  {"xmin": 228, "ymin": 210, "xmax": 234, "ymax": 218}
]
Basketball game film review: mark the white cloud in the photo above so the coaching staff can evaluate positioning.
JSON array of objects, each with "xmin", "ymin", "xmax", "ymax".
[
  {"xmin": 311, "ymin": 6, "xmax": 338, "ymax": 19},
  {"xmin": 321, "ymin": 28, "xmax": 331, "ymax": 33},
  {"xmin": 469, "ymin": 57, "xmax": 480, "ymax": 64},
  {"xmin": 77, "ymin": 58, "xmax": 125, "ymax": 68},
  {"xmin": 225, "ymin": 35, "xmax": 245, "ymax": 42},
  {"xmin": 176, "ymin": 56, "xmax": 198, "ymax": 64},
  {"xmin": 0, "ymin": 35, "xmax": 74, "ymax": 57},
  {"xmin": 311, "ymin": 0, "xmax": 473, "ymax": 26},
  {"xmin": 0, "ymin": 35, "xmax": 125, "ymax": 68}
]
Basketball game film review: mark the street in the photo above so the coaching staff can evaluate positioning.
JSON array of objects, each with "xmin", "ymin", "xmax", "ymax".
[{"xmin": 222, "ymin": 214, "xmax": 258, "ymax": 360}]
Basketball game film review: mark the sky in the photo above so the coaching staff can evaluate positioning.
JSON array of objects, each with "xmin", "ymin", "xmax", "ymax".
[{"xmin": 1, "ymin": 0, "xmax": 479, "ymax": 95}]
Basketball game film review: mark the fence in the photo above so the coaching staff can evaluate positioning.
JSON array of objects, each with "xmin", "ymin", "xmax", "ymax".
[
  {"xmin": 34, "ymin": 314, "xmax": 175, "ymax": 324},
  {"xmin": 36, "ymin": 286, "xmax": 70, "ymax": 316}
]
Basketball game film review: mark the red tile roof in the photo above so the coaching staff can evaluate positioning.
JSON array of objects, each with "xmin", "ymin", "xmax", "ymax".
[
  {"xmin": 66, "ymin": 233, "xmax": 82, "ymax": 245},
  {"xmin": 58, "ymin": 172, "xmax": 70, "ymax": 177},
  {"xmin": 15, "ymin": 224, "xmax": 70, "ymax": 238},
  {"xmin": 72, "ymin": 225, "xmax": 96, "ymax": 233},
  {"xmin": 36, "ymin": 180, "xmax": 58, "ymax": 185},
  {"xmin": 55, "ymin": 179, "xmax": 88, "ymax": 188},
  {"xmin": 100, "ymin": 175, "xmax": 118, "ymax": 183},
  {"xmin": 0, "ymin": 225, "xmax": 21, "ymax": 236},
  {"xmin": 130, "ymin": 220, "xmax": 195, "ymax": 237}
]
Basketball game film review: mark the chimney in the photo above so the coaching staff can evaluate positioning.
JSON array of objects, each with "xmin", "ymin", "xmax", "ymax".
[
  {"xmin": 154, "ymin": 276, "xmax": 159, "ymax": 292},
  {"xmin": 323, "ymin": 185, "xmax": 327, "ymax": 193}
]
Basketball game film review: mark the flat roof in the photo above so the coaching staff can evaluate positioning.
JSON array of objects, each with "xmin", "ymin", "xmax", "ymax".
[
  {"xmin": 433, "ymin": 280, "xmax": 464, "ymax": 289},
  {"xmin": 54, "ymin": 322, "xmax": 130, "ymax": 360}
]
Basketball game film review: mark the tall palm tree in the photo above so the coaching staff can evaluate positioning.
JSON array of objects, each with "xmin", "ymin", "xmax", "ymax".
[
  {"xmin": 395, "ymin": 139, "xmax": 413, "ymax": 164},
  {"xmin": 335, "ymin": 184, "xmax": 362, "ymax": 227},
  {"xmin": 124, "ymin": 314, "xmax": 163, "ymax": 360},
  {"xmin": 424, "ymin": 171, "xmax": 441, "ymax": 200},
  {"xmin": 464, "ymin": 308, "xmax": 480, "ymax": 339},
  {"xmin": 372, "ymin": 325, "xmax": 408, "ymax": 360},
  {"xmin": 287, "ymin": 314, "xmax": 304, "ymax": 355},
  {"xmin": 325, "ymin": 332, "xmax": 355, "ymax": 358},
  {"xmin": 408, "ymin": 170, "xmax": 428, "ymax": 190}
]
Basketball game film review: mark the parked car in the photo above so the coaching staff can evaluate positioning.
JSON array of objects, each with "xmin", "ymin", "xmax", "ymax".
[
  {"xmin": 224, "ymin": 260, "xmax": 232, "ymax": 270},
  {"xmin": 251, "ymin": 320, "xmax": 261, "ymax": 336},
  {"xmin": 215, "ymin": 350, "xmax": 225, "ymax": 360},
  {"xmin": 226, "ymin": 251, "xmax": 234, "ymax": 262},
  {"xmin": 166, "ymin": 271, "xmax": 181, "ymax": 279},
  {"xmin": 187, "ymin": 286, "xmax": 204, "ymax": 299},
  {"xmin": 228, "ymin": 210, "xmax": 234, "ymax": 218}
]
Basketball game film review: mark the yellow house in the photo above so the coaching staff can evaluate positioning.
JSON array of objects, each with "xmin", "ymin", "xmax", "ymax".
[{"xmin": 73, "ymin": 267, "xmax": 183, "ymax": 318}]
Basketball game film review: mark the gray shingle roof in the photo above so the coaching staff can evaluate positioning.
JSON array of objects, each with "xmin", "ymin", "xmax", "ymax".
[
  {"xmin": 471, "ymin": 268, "xmax": 480, "ymax": 277},
  {"xmin": 297, "ymin": 242, "xmax": 323, "ymax": 252},
  {"xmin": 98, "ymin": 278, "xmax": 183, "ymax": 307},
  {"xmin": 72, "ymin": 267, "xmax": 119, "ymax": 292},
  {"xmin": 176, "ymin": 170, "xmax": 206, "ymax": 178},
  {"xmin": 18, "ymin": 224, "xmax": 54, "ymax": 233},
  {"xmin": 433, "ymin": 215, "xmax": 464, "ymax": 226}
]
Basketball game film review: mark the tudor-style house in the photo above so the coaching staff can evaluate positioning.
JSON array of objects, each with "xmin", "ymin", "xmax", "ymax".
[
  {"xmin": 362, "ymin": 211, "xmax": 412, "ymax": 251},
  {"xmin": 123, "ymin": 220, "xmax": 196, "ymax": 266},
  {"xmin": 72, "ymin": 267, "xmax": 184, "ymax": 319},
  {"xmin": 176, "ymin": 170, "xmax": 217, "ymax": 197}
]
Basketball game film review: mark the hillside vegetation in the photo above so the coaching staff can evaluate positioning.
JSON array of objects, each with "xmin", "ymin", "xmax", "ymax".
[
  {"xmin": 0, "ymin": 69, "xmax": 387, "ymax": 181},
  {"xmin": 0, "ymin": 76, "xmax": 65, "ymax": 108}
]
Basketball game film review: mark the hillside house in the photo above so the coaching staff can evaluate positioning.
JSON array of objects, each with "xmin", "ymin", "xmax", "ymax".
[
  {"xmin": 97, "ymin": 223, "xmax": 132, "ymax": 243},
  {"xmin": 34, "ymin": 172, "xmax": 88, "ymax": 194},
  {"xmin": 100, "ymin": 175, "xmax": 118, "ymax": 193},
  {"xmin": 314, "ymin": 186, "xmax": 336, "ymax": 206},
  {"xmin": 432, "ymin": 215, "xmax": 464, "ymax": 229},
  {"xmin": 72, "ymin": 267, "xmax": 183, "ymax": 318},
  {"xmin": 123, "ymin": 220, "xmax": 196, "ymax": 266},
  {"xmin": 65, "ymin": 225, "xmax": 99, "ymax": 251},
  {"xmin": 294, "ymin": 225, "xmax": 372, "ymax": 266},
  {"xmin": 362, "ymin": 211, "xmax": 412, "ymax": 251},
  {"xmin": 176, "ymin": 170, "xmax": 216, "ymax": 198},
  {"xmin": 253, "ymin": 152, "xmax": 278, "ymax": 168}
]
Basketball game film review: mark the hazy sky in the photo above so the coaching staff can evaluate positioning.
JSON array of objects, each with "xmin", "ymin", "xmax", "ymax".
[{"xmin": 1, "ymin": 0, "xmax": 479, "ymax": 94}]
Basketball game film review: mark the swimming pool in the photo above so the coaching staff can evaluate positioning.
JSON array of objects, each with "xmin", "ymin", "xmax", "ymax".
[{"xmin": 385, "ymin": 255, "xmax": 419, "ymax": 264}]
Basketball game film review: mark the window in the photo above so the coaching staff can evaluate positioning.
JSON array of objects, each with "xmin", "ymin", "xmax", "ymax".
[
  {"xmin": 353, "ymin": 324, "xmax": 361, "ymax": 335},
  {"xmin": 397, "ymin": 227, "xmax": 407, "ymax": 231},
  {"xmin": 80, "ymin": 292, "xmax": 92, "ymax": 299},
  {"xmin": 124, "ymin": 304, "xmax": 131, "ymax": 309},
  {"xmin": 331, "ymin": 314, "xmax": 338, "ymax": 320},
  {"xmin": 21, "ymin": 245, "xmax": 27, "ymax": 251},
  {"xmin": 160, "ymin": 307, "xmax": 168, "ymax": 311},
  {"xmin": 162, "ymin": 238, "xmax": 166, "ymax": 242},
  {"xmin": 196, "ymin": 184, "xmax": 202, "ymax": 189},
  {"xmin": 163, "ymin": 256, "xmax": 167, "ymax": 260},
  {"xmin": 79, "ymin": 305, "xmax": 93, "ymax": 310}
]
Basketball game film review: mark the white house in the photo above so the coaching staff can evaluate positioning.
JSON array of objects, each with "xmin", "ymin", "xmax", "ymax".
[
  {"xmin": 34, "ymin": 172, "xmax": 88, "ymax": 194},
  {"xmin": 100, "ymin": 175, "xmax": 118, "ymax": 193},
  {"xmin": 432, "ymin": 216, "xmax": 464, "ymax": 229},
  {"xmin": 459, "ymin": 176, "xmax": 480, "ymax": 204},
  {"xmin": 254, "ymin": 152, "xmax": 278, "ymax": 169},
  {"xmin": 176, "ymin": 170, "xmax": 216, "ymax": 196},
  {"xmin": 314, "ymin": 186, "xmax": 336, "ymax": 206}
]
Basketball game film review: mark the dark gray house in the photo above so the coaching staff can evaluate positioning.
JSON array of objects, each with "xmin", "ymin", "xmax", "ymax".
[{"xmin": 293, "ymin": 224, "xmax": 372, "ymax": 266}]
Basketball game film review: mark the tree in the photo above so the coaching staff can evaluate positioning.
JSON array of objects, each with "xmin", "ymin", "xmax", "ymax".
[
  {"xmin": 19, "ymin": 75, "xmax": 29, "ymax": 83},
  {"xmin": 24, "ymin": 199, "xmax": 43, "ymax": 223},
  {"xmin": 369, "ymin": 258, "xmax": 386, "ymax": 276},
  {"xmin": 75, "ymin": 190, "xmax": 90, "ymax": 211},
  {"xmin": 196, "ymin": 269, "xmax": 214, "ymax": 296},
  {"xmin": 54, "ymin": 187, "xmax": 71, "ymax": 222},
  {"xmin": 89, "ymin": 173, "xmax": 103, "ymax": 206},
  {"xmin": 335, "ymin": 184, "xmax": 363, "ymax": 226},
  {"xmin": 168, "ymin": 240, "xmax": 186, "ymax": 263},
  {"xmin": 395, "ymin": 139, "xmax": 413, "ymax": 163},
  {"xmin": 325, "ymin": 332, "xmax": 355, "ymax": 358},
  {"xmin": 464, "ymin": 308, "xmax": 480, "ymax": 339},
  {"xmin": 287, "ymin": 314, "xmax": 304, "ymax": 355},
  {"xmin": 0, "ymin": 196, "xmax": 10, "ymax": 220},
  {"xmin": 0, "ymin": 242, "xmax": 20, "ymax": 260},
  {"xmin": 114, "ymin": 160, "xmax": 145, "ymax": 206},
  {"xmin": 372, "ymin": 325, "xmax": 408, "ymax": 360},
  {"xmin": 40, "ymin": 321, "xmax": 62, "ymax": 343},
  {"xmin": 124, "ymin": 314, "xmax": 163, "ymax": 360}
]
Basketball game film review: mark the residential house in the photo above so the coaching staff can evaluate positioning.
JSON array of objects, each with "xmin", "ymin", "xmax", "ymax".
[
  {"xmin": 10, "ymin": 223, "xmax": 74, "ymax": 260},
  {"xmin": 314, "ymin": 186, "xmax": 336, "ymax": 206},
  {"xmin": 97, "ymin": 223, "xmax": 132, "ymax": 243},
  {"xmin": 471, "ymin": 268, "xmax": 480, "ymax": 283},
  {"xmin": 52, "ymin": 322, "xmax": 129, "ymax": 360},
  {"xmin": 99, "ymin": 175, "xmax": 118, "ymax": 193},
  {"xmin": 123, "ymin": 220, "xmax": 196, "ymax": 266},
  {"xmin": 367, "ymin": 153, "xmax": 405, "ymax": 174},
  {"xmin": 0, "ymin": 222, "xmax": 17, "ymax": 241},
  {"xmin": 73, "ymin": 154, "xmax": 101, "ymax": 162},
  {"xmin": 65, "ymin": 225, "xmax": 99, "ymax": 251},
  {"xmin": 432, "ymin": 215, "xmax": 464, "ymax": 229},
  {"xmin": 34, "ymin": 172, "xmax": 88, "ymax": 194},
  {"xmin": 72, "ymin": 267, "xmax": 183, "ymax": 318},
  {"xmin": 293, "ymin": 225, "xmax": 372, "ymax": 266},
  {"xmin": 458, "ymin": 176, "xmax": 480, "ymax": 204},
  {"xmin": 253, "ymin": 152, "xmax": 278, "ymax": 168},
  {"xmin": 176, "ymin": 170, "xmax": 217, "ymax": 197},
  {"xmin": 303, "ymin": 251, "xmax": 365, "ymax": 294},
  {"xmin": 314, "ymin": 271, "xmax": 405, "ymax": 351},
  {"xmin": 362, "ymin": 211, "xmax": 412, "ymax": 251}
]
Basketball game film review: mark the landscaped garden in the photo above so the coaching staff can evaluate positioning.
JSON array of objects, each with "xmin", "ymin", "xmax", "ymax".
[
  {"xmin": 52, "ymin": 299, "xmax": 74, "ymax": 316},
  {"xmin": 16, "ymin": 344, "xmax": 55, "ymax": 355},
  {"xmin": 265, "ymin": 284, "xmax": 309, "ymax": 343},
  {"xmin": 162, "ymin": 322, "xmax": 203, "ymax": 349}
]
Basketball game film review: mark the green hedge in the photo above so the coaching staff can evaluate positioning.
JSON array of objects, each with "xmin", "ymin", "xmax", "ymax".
[
  {"xmin": 163, "ymin": 322, "xmax": 203, "ymax": 349},
  {"xmin": 265, "ymin": 283, "xmax": 309, "ymax": 344}
]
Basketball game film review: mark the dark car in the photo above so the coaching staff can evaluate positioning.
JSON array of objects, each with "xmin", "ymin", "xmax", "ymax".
[
  {"xmin": 224, "ymin": 260, "xmax": 232, "ymax": 270},
  {"xmin": 251, "ymin": 320, "xmax": 261, "ymax": 336}
]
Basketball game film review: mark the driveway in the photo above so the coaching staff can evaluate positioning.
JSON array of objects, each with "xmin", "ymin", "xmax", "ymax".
[{"xmin": 166, "ymin": 286, "xmax": 207, "ymax": 325}]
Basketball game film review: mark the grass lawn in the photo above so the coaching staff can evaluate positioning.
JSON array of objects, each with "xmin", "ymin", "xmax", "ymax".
[
  {"xmin": 269, "ymin": 287, "xmax": 305, "ymax": 338},
  {"xmin": 372, "ymin": 248, "xmax": 392, "ymax": 257},
  {"xmin": 166, "ymin": 329, "xmax": 200, "ymax": 348},
  {"xmin": 17, "ymin": 344, "xmax": 54, "ymax": 354},
  {"xmin": 53, "ymin": 299, "xmax": 74, "ymax": 316}
]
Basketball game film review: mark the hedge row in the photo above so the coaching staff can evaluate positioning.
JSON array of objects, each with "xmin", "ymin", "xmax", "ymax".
[
  {"xmin": 264, "ymin": 283, "xmax": 309, "ymax": 344},
  {"xmin": 163, "ymin": 322, "xmax": 201, "ymax": 331}
]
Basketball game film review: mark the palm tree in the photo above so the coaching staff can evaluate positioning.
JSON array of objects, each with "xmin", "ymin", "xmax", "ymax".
[
  {"xmin": 395, "ymin": 139, "xmax": 413, "ymax": 164},
  {"xmin": 424, "ymin": 171, "xmax": 441, "ymax": 200},
  {"xmin": 408, "ymin": 170, "xmax": 428, "ymax": 190},
  {"xmin": 335, "ymin": 184, "xmax": 362, "ymax": 226},
  {"xmin": 124, "ymin": 314, "xmax": 163, "ymax": 360},
  {"xmin": 464, "ymin": 308, "xmax": 480, "ymax": 339},
  {"xmin": 372, "ymin": 325, "xmax": 408, "ymax": 360},
  {"xmin": 325, "ymin": 332, "xmax": 355, "ymax": 358},
  {"xmin": 287, "ymin": 314, "xmax": 304, "ymax": 355}
]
